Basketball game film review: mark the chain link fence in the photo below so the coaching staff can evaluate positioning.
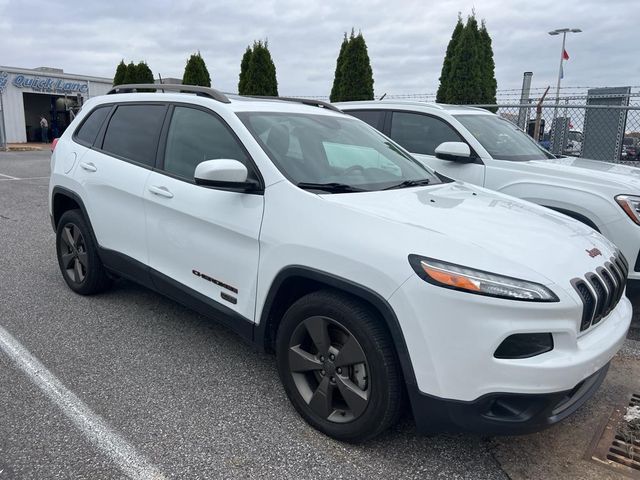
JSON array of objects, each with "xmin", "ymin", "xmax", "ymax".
[
  {"xmin": 463, "ymin": 103, "xmax": 640, "ymax": 164},
  {"xmin": 290, "ymin": 89, "xmax": 640, "ymax": 165}
]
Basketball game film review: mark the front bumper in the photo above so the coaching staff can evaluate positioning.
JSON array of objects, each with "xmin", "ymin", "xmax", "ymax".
[
  {"xmin": 389, "ymin": 276, "xmax": 632, "ymax": 402},
  {"xmin": 409, "ymin": 362, "xmax": 609, "ymax": 434}
]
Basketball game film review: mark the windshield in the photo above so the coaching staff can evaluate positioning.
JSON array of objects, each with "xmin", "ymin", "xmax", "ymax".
[
  {"xmin": 455, "ymin": 114, "xmax": 554, "ymax": 161},
  {"xmin": 237, "ymin": 112, "xmax": 441, "ymax": 192}
]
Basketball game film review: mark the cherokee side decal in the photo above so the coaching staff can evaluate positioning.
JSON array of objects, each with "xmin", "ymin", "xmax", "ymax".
[{"xmin": 192, "ymin": 269, "xmax": 238, "ymax": 294}]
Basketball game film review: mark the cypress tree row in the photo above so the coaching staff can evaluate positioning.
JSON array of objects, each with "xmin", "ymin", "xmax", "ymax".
[
  {"xmin": 436, "ymin": 14, "xmax": 496, "ymax": 105},
  {"xmin": 238, "ymin": 46, "xmax": 253, "ymax": 94},
  {"xmin": 122, "ymin": 61, "xmax": 138, "ymax": 84},
  {"xmin": 182, "ymin": 52, "xmax": 212, "ymax": 87},
  {"xmin": 479, "ymin": 20, "xmax": 497, "ymax": 106},
  {"xmin": 116, "ymin": 60, "xmax": 154, "ymax": 86},
  {"xmin": 240, "ymin": 40, "xmax": 278, "ymax": 96},
  {"xmin": 329, "ymin": 30, "xmax": 374, "ymax": 102},
  {"xmin": 435, "ymin": 15, "xmax": 463, "ymax": 103},
  {"xmin": 113, "ymin": 60, "xmax": 127, "ymax": 86},
  {"xmin": 329, "ymin": 33, "xmax": 348, "ymax": 102},
  {"xmin": 447, "ymin": 15, "xmax": 483, "ymax": 105}
]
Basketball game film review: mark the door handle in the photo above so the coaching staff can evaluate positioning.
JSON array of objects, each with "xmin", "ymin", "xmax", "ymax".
[
  {"xmin": 148, "ymin": 185, "xmax": 174, "ymax": 199},
  {"xmin": 79, "ymin": 162, "xmax": 97, "ymax": 172}
]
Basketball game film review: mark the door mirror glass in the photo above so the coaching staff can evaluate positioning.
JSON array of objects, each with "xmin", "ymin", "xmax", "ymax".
[
  {"xmin": 194, "ymin": 159, "xmax": 255, "ymax": 190},
  {"xmin": 434, "ymin": 142, "xmax": 473, "ymax": 163}
]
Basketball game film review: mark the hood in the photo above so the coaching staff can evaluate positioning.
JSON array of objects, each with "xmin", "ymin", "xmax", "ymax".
[
  {"xmin": 322, "ymin": 182, "xmax": 619, "ymax": 289},
  {"xmin": 512, "ymin": 157, "xmax": 640, "ymax": 192}
]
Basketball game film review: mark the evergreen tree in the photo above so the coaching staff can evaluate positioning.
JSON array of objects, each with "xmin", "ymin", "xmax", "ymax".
[
  {"xmin": 182, "ymin": 52, "xmax": 211, "ymax": 87},
  {"xmin": 479, "ymin": 20, "xmax": 497, "ymax": 107},
  {"xmin": 436, "ymin": 15, "xmax": 463, "ymax": 103},
  {"xmin": 135, "ymin": 61, "xmax": 154, "ymax": 84},
  {"xmin": 243, "ymin": 40, "xmax": 278, "ymax": 96},
  {"xmin": 445, "ymin": 15, "xmax": 484, "ymax": 105},
  {"xmin": 113, "ymin": 60, "xmax": 127, "ymax": 86},
  {"xmin": 338, "ymin": 31, "xmax": 374, "ymax": 101},
  {"xmin": 329, "ymin": 33, "xmax": 348, "ymax": 102},
  {"xmin": 122, "ymin": 61, "xmax": 138, "ymax": 84},
  {"xmin": 238, "ymin": 46, "xmax": 253, "ymax": 94}
]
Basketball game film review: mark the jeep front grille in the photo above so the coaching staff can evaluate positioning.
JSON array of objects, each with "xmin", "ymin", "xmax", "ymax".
[{"xmin": 572, "ymin": 251, "xmax": 628, "ymax": 332}]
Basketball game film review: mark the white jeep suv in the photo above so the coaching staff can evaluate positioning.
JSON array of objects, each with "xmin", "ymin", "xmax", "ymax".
[
  {"xmin": 49, "ymin": 85, "xmax": 632, "ymax": 442},
  {"xmin": 338, "ymin": 101, "xmax": 640, "ymax": 286}
]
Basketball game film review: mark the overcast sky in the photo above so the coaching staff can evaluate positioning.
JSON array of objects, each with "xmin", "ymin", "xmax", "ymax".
[{"xmin": 0, "ymin": 0, "xmax": 637, "ymax": 98}]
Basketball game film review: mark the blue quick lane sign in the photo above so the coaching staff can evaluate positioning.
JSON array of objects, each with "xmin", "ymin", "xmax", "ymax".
[{"xmin": 2, "ymin": 72, "xmax": 88, "ymax": 94}]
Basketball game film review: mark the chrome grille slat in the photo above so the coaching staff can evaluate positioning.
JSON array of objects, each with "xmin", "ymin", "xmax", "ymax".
[
  {"xmin": 572, "ymin": 251, "xmax": 626, "ymax": 332},
  {"xmin": 597, "ymin": 267, "xmax": 616, "ymax": 316}
]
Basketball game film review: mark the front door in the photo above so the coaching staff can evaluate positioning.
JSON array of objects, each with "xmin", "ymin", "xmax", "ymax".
[{"xmin": 144, "ymin": 104, "xmax": 264, "ymax": 321}]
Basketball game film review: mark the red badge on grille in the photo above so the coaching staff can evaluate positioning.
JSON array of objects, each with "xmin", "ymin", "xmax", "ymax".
[{"xmin": 586, "ymin": 248, "xmax": 602, "ymax": 258}]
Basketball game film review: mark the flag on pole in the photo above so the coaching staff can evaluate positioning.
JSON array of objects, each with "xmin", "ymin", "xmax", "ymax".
[{"xmin": 563, "ymin": 49, "xmax": 570, "ymax": 60}]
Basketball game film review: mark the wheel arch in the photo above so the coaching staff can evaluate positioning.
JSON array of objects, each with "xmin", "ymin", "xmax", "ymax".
[
  {"xmin": 51, "ymin": 187, "xmax": 99, "ymax": 244},
  {"xmin": 255, "ymin": 266, "xmax": 417, "ymax": 386}
]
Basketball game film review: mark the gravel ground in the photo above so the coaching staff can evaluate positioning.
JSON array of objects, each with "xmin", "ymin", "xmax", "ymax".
[{"xmin": 0, "ymin": 150, "xmax": 638, "ymax": 479}]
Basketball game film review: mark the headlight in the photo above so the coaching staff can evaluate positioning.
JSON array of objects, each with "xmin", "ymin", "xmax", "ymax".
[
  {"xmin": 616, "ymin": 195, "xmax": 640, "ymax": 225},
  {"xmin": 408, "ymin": 255, "xmax": 559, "ymax": 302}
]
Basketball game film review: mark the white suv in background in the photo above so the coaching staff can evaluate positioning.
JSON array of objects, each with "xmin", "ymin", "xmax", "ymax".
[
  {"xmin": 338, "ymin": 101, "xmax": 640, "ymax": 286},
  {"xmin": 49, "ymin": 85, "xmax": 632, "ymax": 442}
]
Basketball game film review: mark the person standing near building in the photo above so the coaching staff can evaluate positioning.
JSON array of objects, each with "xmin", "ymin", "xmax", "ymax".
[{"xmin": 40, "ymin": 116, "xmax": 49, "ymax": 143}]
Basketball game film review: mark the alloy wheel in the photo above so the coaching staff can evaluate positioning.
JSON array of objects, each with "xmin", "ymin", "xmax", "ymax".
[
  {"xmin": 59, "ymin": 223, "xmax": 88, "ymax": 284},
  {"xmin": 288, "ymin": 316, "xmax": 370, "ymax": 423}
]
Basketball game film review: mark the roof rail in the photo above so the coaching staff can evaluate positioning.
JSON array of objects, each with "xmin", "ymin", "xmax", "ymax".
[
  {"xmin": 244, "ymin": 95, "xmax": 342, "ymax": 113},
  {"xmin": 107, "ymin": 84, "xmax": 231, "ymax": 104}
]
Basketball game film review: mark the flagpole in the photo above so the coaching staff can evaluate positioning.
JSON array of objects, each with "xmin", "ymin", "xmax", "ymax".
[
  {"xmin": 554, "ymin": 31, "xmax": 567, "ymax": 107},
  {"xmin": 548, "ymin": 27, "xmax": 581, "ymax": 152}
]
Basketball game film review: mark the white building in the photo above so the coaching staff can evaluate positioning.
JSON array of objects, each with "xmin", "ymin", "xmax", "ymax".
[{"xmin": 0, "ymin": 66, "xmax": 113, "ymax": 143}]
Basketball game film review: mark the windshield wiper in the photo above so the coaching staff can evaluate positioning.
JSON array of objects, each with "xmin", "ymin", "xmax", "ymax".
[
  {"xmin": 296, "ymin": 182, "xmax": 367, "ymax": 193},
  {"xmin": 383, "ymin": 178, "xmax": 431, "ymax": 190}
]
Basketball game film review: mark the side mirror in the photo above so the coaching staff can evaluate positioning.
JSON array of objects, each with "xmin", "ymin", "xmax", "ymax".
[
  {"xmin": 194, "ymin": 159, "xmax": 259, "ymax": 191},
  {"xmin": 434, "ymin": 142, "xmax": 474, "ymax": 163}
]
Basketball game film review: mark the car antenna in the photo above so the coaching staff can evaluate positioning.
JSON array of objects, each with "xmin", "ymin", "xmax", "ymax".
[
  {"xmin": 157, "ymin": 73, "xmax": 164, "ymax": 92},
  {"xmin": 379, "ymin": 93, "xmax": 387, "ymax": 100}
]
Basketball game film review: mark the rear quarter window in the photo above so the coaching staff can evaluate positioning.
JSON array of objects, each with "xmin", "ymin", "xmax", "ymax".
[
  {"xmin": 346, "ymin": 110, "xmax": 385, "ymax": 131},
  {"xmin": 74, "ymin": 106, "xmax": 111, "ymax": 146}
]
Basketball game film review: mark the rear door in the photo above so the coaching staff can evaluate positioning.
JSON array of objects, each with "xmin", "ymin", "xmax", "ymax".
[
  {"xmin": 388, "ymin": 111, "xmax": 485, "ymax": 185},
  {"xmin": 74, "ymin": 102, "xmax": 167, "ymax": 269},
  {"xmin": 143, "ymin": 104, "xmax": 264, "ymax": 321}
]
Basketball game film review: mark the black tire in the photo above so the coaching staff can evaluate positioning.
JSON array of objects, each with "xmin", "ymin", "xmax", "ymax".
[
  {"xmin": 56, "ymin": 209, "xmax": 112, "ymax": 295},
  {"xmin": 276, "ymin": 290, "xmax": 403, "ymax": 443}
]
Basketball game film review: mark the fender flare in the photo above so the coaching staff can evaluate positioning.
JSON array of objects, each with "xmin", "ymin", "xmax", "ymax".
[
  {"xmin": 255, "ymin": 266, "xmax": 417, "ymax": 386},
  {"xmin": 51, "ymin": 186, "xmax": 99, "ymax": 244}
]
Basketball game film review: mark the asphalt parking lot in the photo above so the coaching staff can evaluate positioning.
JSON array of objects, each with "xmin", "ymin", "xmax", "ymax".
[{"xmin": 1, "ymin": 149, "xmax": 639, "ymax": 480}]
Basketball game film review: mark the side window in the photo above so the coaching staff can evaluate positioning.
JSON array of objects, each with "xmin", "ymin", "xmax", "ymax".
[
  {"xmin": 347, "ymin": 110, "xmax": 385, "ymax": 131},
  {"xmin": 163, "ymin": 106, "xmax": 249, "ymax": 180},
  {"xmin": 390, "ymin": 112, "xmax": 462, "ymax": 156},
  {"xmin": 101, "ymin": 104, "xmax": 166, "ymax": 166},
  {"xmin": 75, "ymin": 106, "xmax": 111, "ymax": 146}
]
